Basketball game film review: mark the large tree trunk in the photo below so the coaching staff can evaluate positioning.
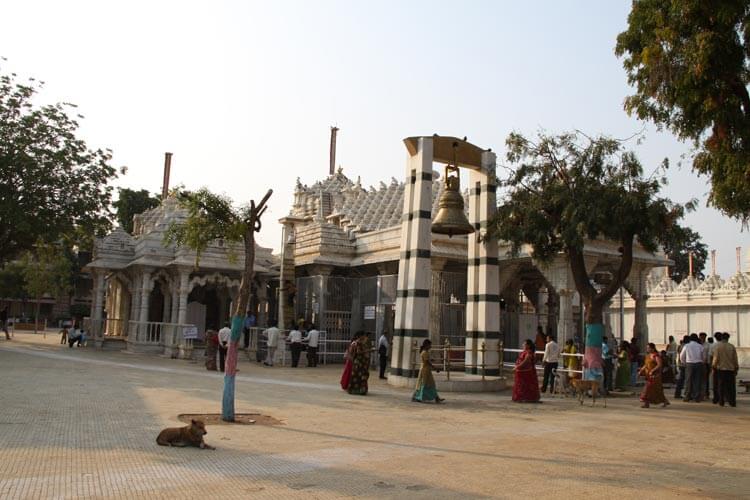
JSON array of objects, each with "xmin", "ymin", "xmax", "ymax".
[{"xmin": 221, "ymin": 228, "xmax": 256, "ymax": 422}]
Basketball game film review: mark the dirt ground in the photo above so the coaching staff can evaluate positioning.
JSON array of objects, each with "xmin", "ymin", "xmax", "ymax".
[{"xmin": 1, "ymin": 332, "xmax": 748, "ymax": 499}]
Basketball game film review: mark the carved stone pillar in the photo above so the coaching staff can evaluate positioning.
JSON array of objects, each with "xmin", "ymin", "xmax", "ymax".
[
  {"xmin": 557, "ymin": 289, "xmax": 575, "ymax": 346},
  {"xmin": 139, "ymin": 270, "xmax": 152, "ymax": 323},
  {"xmin": 170, "ymin": 284, "xmax": 179, "ymax": 324},
  {"xmin": 256, "ymin": 278, "xmax": 268, "ymax": 328},
  {"xmin": 177, "ymin": 270, "xmax": 190, "ymax": 325}
]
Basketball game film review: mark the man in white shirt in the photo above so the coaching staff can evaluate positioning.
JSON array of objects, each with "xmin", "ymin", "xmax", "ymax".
[
  {"xmin": 679, "ymin": 333, "xmax": 705, "ymax": 402},
  {"xmin": 378, "ymin": 333, "xmax": 390, "ymax": 379},
  {"xmin": 541, "ymin": 335, "xmax": 560, "ymax": 394},
  {"xmin": 218, "ymin": 323, "xmax": 231, "ymax": 372},
  {"xmin": 263, "ymin": 324, "xmax": 280, "ymax": 366},
  {"xmin": 287, "ymin": 325, "xmax": 303, "ymax": 367},
  {"xmin": 304, "ymin": 324, "xmax": 320, "ymax": 367}
]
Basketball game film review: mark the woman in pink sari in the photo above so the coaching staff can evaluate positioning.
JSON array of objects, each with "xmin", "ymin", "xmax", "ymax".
[
  {"xmin": 513, "ymin": 339, "xmax": 541, "ymax": 403},
  {"xmin": 340, "ymin": 334, "xmax": 357, "ymax": 390}
]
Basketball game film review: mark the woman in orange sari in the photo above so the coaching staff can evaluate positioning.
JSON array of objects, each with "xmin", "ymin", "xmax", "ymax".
[
  {"xmin": 512, "ymin": 339, "xmax": 540, "ymax": 403},
  {"xmin": 638, "ymin": 342, "xmax": 670, "ymax": 408}
]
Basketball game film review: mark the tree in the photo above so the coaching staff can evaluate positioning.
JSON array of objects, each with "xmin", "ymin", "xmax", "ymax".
[
  {"xmin": 488, "ymin": 131, "xmax": 680, "ymax": 376},
  {"xmin": 616, "ymin": 1, "xmax": 750, "ymax": 221},
  {"xmin": 165, "ymin": 187, "xmax": 272, "ymax": 422},
  {"xmin": 113, "ymin": 188, "xmax": 161, "ymax": 234},
  {"xmin": 0, "ymin": 63, "xmax": 116, "ymax": 263},
  {"xmin": 661, "ymin": 223, "xmax": 707, "ymax": 282},
  {"xmin": 21, "ymin": 242, "xmax": 72, "ymax": 334}
]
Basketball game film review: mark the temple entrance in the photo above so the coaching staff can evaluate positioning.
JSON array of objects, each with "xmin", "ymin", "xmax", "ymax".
[{"xmin": 188, "ymin": 285, "xmax": 232, "ymax": 332}]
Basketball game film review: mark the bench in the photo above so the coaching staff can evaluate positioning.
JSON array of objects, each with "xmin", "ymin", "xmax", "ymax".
[{"xmin": 740, "ymin": 380, "xmax": 750, "ymax": 393}]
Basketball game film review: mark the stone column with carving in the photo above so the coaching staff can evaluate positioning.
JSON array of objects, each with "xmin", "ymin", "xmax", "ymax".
[
  {"xmin": 557, "ymin": 289, "xmax": 575, "ymax": 346},
  {"xmin": 256, "ymin": 278, "xmax": 268, "ymax": 328},
  {"xmin": 170, "ymin": 284, "xmax": 179, "ymax": 324},
  {"xmin": 92, "ymin": 270, "xmax": 106, "ymax": 341},
  {"xmin": 626, "ymin": 264, "xmax": 650, "ymax": 346},
  {"xmin": 177, "ymin": 269, "xmax": 190, "ymax": 325},
  {"xmin": 139, "ymin": 270, "xmax": 152, "ymax": 324}
]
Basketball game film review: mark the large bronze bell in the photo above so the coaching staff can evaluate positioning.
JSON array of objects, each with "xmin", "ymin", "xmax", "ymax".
[{"xmin": 431, "ymin": 163, "xmax": 474, "ymax": 237}]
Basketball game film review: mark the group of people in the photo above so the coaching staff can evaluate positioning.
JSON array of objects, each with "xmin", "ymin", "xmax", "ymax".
[
  {"xmin": 516, "ymin": 328, "xmax": 740, "ymax": 409},
  {"xmin": 59, "ymin": 322, "xmax": 86, "ymax": 348},
  {"xmin": 672, "ymin": 332, "xmax": 740, "ymax": 407}
]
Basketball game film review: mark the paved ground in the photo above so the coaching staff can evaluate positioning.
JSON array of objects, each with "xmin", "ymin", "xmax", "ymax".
[{"xmin": 1, "ymin": 332, "xmax": 749, "ymax": 499}]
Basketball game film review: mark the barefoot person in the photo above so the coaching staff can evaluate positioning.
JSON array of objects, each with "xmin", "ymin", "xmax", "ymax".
[
  {"xmin": 412, "ymin": 339, "xmax": 444, "ymax": 403},
  {"xmin": 639, "ymin": 343, "xmax": 669, "ymax": 408},
  {"xmin": 512, "ymin": 339, "xmax": 540, "ymax": 403}
]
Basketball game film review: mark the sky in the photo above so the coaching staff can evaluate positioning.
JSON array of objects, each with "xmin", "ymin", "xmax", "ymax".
[{"xmin": 2, "ymin": 0, "xmax": 749, "ymax": 278}]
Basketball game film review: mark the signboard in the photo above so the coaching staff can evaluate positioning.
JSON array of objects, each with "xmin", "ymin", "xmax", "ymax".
[
  {"xmin": 363, "ymin": 305, "xmax": 376, "ymax": 320},
  {"xmin": 183, "ymin": 325, "xmax": 198, "ymax": 340}
]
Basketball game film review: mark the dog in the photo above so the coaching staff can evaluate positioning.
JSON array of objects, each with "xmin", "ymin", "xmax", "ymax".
[
  {"xmin": 569, "ymin": 378, "xmax": 607, "ymax": 408},
  {"xmin": 156, "ymin": 419, "xmax": 215, "ymax": 449}
]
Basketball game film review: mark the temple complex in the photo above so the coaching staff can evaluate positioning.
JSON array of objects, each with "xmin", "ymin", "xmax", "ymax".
[{"xmin": 85, "ymin": 195, "xmax": 279, "ymax": 352}]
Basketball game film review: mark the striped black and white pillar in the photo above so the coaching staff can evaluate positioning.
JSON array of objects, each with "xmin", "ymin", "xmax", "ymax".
[
  {"xmin": 390, "ymin": 137, "xmax": 434, "ymax": 384},
  {"xmin": 465, "ymin": 150, "xmax": 500, "ymax": 375}
]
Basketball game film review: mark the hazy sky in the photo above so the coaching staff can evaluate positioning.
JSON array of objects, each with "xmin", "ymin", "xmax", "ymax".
[{"xmin": 3, "ymin": 0, "xmax": 749, "ymax": 278}]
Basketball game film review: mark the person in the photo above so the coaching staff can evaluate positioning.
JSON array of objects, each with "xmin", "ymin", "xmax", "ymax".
[
  {"xmin": 666, "ymin": 335, "xmax": 678, "ymax": 368},
  {"xmin": 243, "ymin": 312, "xmax": 256, "ymax": 350},
  {"xmin": 629, "ymin": 338, "xmax": 640, "ymax": 386},
  {"xmin": 68, "ymin": 326, "xmax": 86, "ymax": 347},
  {"xmin": 534, "ymin": 326, "xmax": 546, "ymax": 353},
  {"xmin": 347, "ymin": 331, "xmax": 371, "ymax": 395},
  {"xmin": 304, "ymin": 324, "xmax": 320, "ymax": 367},
  {"xmin": 412, "ymin": 339, "xmax": 444, "ymax": 403},
  {"xmin": 615, "ymin": 340, "xmax": 631, "ymax": 390},
  {"xmin": 262, "ymin": 324, "xmax": 280, "ymax": 366},
  {"xmin": 660, "ymin": 350, "xmax": 675, "ymax": 384},
  {"xmin": 60, "ymin": 324, "xmax": 69, "ymax": 344},
  {"xmin": 287, "ymin": 324, "xmax": 303, "ymax": 367},
  {"xmin": 673, "ymin": 335, "xmax": 689, "ymax": 399},
  {"xmin": 562, "ymin": 339, "xmax": 580, "ymax": 390},
  {"xmin": 340, "ymin": 334, "xmax": 357, "ymax": 390},
  {"xmin": 679, "ymin": 333, "xmax": 705, "ymax": 402},
  {"xmin": 218, "ymin": 322, "xmax": 231, "ymax": 372},
  {"xmin": 540, "ymin": 334, "xmax": 559, "ymax": 394},
  {"xmin": 205, "ymin": 329, "xmax": 219, "ymax": 371},
  {"xmin": 1, "ymin": 306, "xmax": 10, "ymax": 340},
  {"xmin": 638, "ymin": 343, "xmax": 669, "ymax": 408},
  {"xmin": 712, "ymin": 332, "xmax": 739, "ymax": 407},
  {"xmin": 699, "ymin": 332, "xmax": 711, "ymax": 399},
  {"xmin": 602, "ymin": 335, "xmax": 614, "ymax": 395},
  {"xmin": 378, "ymin": 332, "xmax": 389, "ymax": 379},
  {"xmin": 512, "ymin": 339, "xmax": 541, "ymax": 403},
  {"xmin": 710, "ymin": 332, "xmax": 721, "ymax": 403}
]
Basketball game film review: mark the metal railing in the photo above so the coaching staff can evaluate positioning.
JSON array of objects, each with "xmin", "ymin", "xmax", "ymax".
[
  {"xmin": 411, "ymin": 340, "xmax": 506, "ymax": 381},
  {"xmin": 127, "ymin": 320, "xmax": 197, "ymax": 357}
]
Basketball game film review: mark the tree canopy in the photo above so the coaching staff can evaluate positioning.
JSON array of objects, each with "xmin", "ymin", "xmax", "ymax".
[
  {"xmin": 488, "ymin": 131, "xmax": 681, "ymax": 323},
  {"xmin": 113, "ymin": 188, "xmax": 161, "ymax": 234},
  {"xmin": 660, "ymin": 222, "xmax": 707, "ymax": 282},
  {"xmin": 20, "ymin": 242, "xmax": 72, "ymax": 331},
  {"xmin": 0, "ymin": 64, "xmax": 116, "ymax": 263},
  {"xmin": 616, "ymin": 1, "xmax": 750, "ymax": 221}
]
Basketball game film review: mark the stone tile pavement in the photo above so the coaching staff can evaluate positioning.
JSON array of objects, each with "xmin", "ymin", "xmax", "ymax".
[{"xmin": 1, "ymin": 332, "xmax": 749, "ymax": 499}]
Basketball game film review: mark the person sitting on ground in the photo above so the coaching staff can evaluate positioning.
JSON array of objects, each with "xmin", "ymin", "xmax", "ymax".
[{"xmin": 68, "ymin": 327, "xmax": 86, "ymax": 348}]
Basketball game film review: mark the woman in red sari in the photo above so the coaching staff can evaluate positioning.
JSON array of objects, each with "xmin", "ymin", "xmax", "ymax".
[
  {"xmin": 513, "ymin": 339, "xmax": 541, "ymax": 403},
  {"xmin": 638, "ymin": 343, "xmax": 670, "ymax": 408},
  {"xmin": 340, "ymin": 334, "xmax": 358, "ymax": 390}
]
